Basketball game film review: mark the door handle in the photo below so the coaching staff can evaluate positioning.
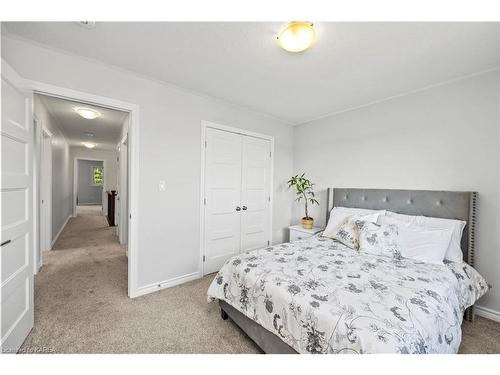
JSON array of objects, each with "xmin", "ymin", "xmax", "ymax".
[
  {"xmin": 1, "ymin": 239, "xmax": 11, "ymax": 247},
  {"xmin": 235, "ymin": 206, "xmax": 241, "ymax": 211},
  {"xmin": 242, "ymin": 206, "xmax": 247, "ymax": 211}
]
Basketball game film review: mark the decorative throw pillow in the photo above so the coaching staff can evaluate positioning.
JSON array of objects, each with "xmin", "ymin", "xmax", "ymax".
[
  {"xmin": 332, "ymin": 217, "xmax": 359, "ymax": 249},
  {"xmin": 355, "ymin": 220, "xmax": 402, "ymax": 260},
  {"xmin": 323, "ymin": 212, "xmax": 381, "ymax": 240},
  {"xmin": 322, "ymin": 207, "xmax": 386, "ymax": 239}
]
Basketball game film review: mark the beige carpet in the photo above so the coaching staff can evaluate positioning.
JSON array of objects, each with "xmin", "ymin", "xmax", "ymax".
[{"xmin": 20, "ymin": 210, "xmax": 500, "ymax": 354}]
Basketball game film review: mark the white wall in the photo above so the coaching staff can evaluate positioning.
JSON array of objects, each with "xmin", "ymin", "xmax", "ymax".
[
  {"xmin": 2, "ymin": 36, "xmax": 294, "ymax": 292},
  {"xmin": 294, "ymin": 70, "xmax": 500, "ymax": 313},
  {"xmin": 33, "ymin": 95, "xmax": 72, "ymax": 243}
]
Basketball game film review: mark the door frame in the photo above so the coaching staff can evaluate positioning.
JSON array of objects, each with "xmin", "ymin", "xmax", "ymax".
[
  {"xmin": 73, "ymin": 157, "xmax": 107, "ymax": 215},
  {"xmin": 26, "ymin": 80, "xmax": 141, "ymax": 298},
  {"xmin": 199, "ymin": 120, "xmax": 274, "ymax": 276},
  {"xmin": 34, "ymin": 117, "xmax": 53, "ymax": 272},
  {"xmin": 117, "ymin": 133, "xmax": 129, "ymax": 246}
]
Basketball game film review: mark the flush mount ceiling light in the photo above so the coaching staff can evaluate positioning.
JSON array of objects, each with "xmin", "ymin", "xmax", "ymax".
[
  {"xmin": 82, "ymin": 142, "xmax": 96, "ymax": 149},
  {"xmin": 78, "ymin": 21, "xmax": 96, "ymax": 29},
  {"xmin": 74, "ymin": 107, "xmax": 101, "ymax": 120},
  {"xmin": 277, "ymin": 21, "xmax": 317, "ymax": 53}
]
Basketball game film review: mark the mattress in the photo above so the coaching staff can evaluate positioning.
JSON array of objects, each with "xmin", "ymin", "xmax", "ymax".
[{"xmin": 207, "ymin": 235, "xmax": 488, "ymax": 354}]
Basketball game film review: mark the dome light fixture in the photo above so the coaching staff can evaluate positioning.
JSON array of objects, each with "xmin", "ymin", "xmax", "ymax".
[
  {"xmin": 277, "ymin": 21, "xmax": 317, "ymax": 53},
  {"xmin": 82, "ymin": 142, "xmax": 96, "ymax": 149},
  {"xmin": 78, "ymin": 21, "xmax": 96, "ymax": 29},
  {"xmin": 75, "ymin": 107, "xmax": 101, "ymax": 120}
]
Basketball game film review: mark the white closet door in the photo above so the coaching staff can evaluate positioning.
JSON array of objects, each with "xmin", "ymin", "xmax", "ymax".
[
  {"xmin": 204, "ymin": 128, "xmax": 242, "ymax": 274},
  {"xmin": 1, "ymin": 60, "xmax": 34, "ymax": 353},
  {"xmin": 240, "ymin": 136, "xmax": 271, "ymax": 252}
]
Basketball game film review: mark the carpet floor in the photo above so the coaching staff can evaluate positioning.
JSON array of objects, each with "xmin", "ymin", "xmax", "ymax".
[{"xmin": 20, "ymin": 207, "xmax": 500, "ymax": 354}]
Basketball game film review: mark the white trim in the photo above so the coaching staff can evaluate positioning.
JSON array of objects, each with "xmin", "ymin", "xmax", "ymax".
[
  {"xmin": 475, "ymin": 305, "xmax": 500, "ymax": 323},
  {"xmin": 199, "ymin": 120, "xmax": 274, "ymax": 277},
  {"xmin": 25, "ymin": 79, "xmax": 141, "ymax": 299},
  {"xmin": 134, "ymin": 272, "xmax": 200, "ymax": 298},
  {"xmin": 51, "ymin": 215, "xmax": 71, "ymax": 248}
]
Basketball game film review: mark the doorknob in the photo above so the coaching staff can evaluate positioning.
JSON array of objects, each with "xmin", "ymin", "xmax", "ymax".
[
  {"xmin": 242, "ymin": 206, "xmax": 247, "ymax": 211},
  {"xmin": 235, "ymin": 206, "xmax": 241, "ymax": 211}
]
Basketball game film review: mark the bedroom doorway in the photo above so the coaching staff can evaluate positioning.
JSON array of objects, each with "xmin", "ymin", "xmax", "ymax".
[{"xmin": 28, "ymin": 81, "xmax": 140, "ymax": 298}]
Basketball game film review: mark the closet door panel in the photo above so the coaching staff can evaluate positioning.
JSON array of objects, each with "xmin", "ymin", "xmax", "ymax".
[
  {"xmin": 204, "ymin": 129, "xmax": 242, "ymax": 274},
  {"xmin": 240, "ymin": 136, "xmax": 271, "ymax": 252}
]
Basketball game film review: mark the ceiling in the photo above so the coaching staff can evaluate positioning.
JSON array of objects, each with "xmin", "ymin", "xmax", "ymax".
[
  {"xmin": 7, "ymin": 22, "xmax": 500, "ymax": 124},
  {"xmin": 38, "ymin": 94, "xmax": 128, "ymax": 150}
]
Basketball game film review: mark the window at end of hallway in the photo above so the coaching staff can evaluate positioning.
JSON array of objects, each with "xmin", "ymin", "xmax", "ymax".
[{"xmin": 92, "ymin": 166, "xmax": 104, "ymax": 186}]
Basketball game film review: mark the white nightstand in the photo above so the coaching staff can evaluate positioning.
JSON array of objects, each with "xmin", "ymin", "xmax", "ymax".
[{"xmin": 288, "ymin": 225, "xmax": 323, "ymax": 242}]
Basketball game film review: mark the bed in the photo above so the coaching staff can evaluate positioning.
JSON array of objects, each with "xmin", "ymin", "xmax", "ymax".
[{"xmin": 207, "ymin": 188, "xmax": 489, "ymax": 354}]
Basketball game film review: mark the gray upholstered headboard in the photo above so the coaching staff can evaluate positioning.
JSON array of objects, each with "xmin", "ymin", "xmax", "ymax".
[{"xmin": 326, "ymin": 188, "xmax": 477, "ymax": 266}]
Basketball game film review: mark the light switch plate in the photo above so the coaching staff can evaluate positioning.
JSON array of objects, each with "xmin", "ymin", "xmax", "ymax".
[{"xmin": 159, "ymin": 180, "xmax": 166, "ymax": 191}]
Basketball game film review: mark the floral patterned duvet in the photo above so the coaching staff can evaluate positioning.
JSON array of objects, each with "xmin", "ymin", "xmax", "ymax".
[{"xmin": 207, "ymin": 235, "xmax": 488, "ymax": 354}]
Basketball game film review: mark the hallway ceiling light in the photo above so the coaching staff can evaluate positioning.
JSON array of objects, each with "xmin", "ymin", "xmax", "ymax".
[
  {"xmin": 277, "ymin": 21, "xmax": 317, "ymax": 53},
  {"xmin": 75, "ymin": 107, "xmax": 101, "ymax": 120},
  {"xmin": 82, "ymin": 142, "xmax": 96, "ymax": 149}
]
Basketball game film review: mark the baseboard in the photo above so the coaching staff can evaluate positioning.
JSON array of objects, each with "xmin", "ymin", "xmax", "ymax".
[
  {"xmin": 475, "ymin": 305, "xmax": 500, "ymax": 323},
  {"xmin": 133, "ymin": 272, "xmax": 201, "ymax": 298},
  {"xmin": 51, "ymin": 214, "xmax": 71, "ymax": 248}
]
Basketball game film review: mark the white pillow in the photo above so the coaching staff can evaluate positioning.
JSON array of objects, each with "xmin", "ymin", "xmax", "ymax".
[
  {"xmin": 379, "ymin": 216, "xmax": 453, "ymax": 264},
  {"xmin": 323, "ymin": 208, "xmax": 383, "ymax": 240},
  {"xmin": 386, "ymin": 211, "xmax": 466, "ymax": 263},
  {"xmin": 323, "ymin": 207, "xmax": 386, "ymax": 238}
]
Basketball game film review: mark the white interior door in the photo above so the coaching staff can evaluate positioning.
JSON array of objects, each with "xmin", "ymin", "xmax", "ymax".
[
  {"xmin": 1, "ymin": 60, "xmax": 34, "ymax": 353},
  {"xmin": 203, "ymin": 128, "xmax": 242, "ymax": 274},
  {"xmin": 240, "ymin": 136, "xmax": 271, "ymax": 252},
  {"xmin": 40, "ymin": 132, "xmax": 52, "ymax": 252}
]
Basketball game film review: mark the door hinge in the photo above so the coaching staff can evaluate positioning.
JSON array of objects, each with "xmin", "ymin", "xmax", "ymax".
[
  {"xmin": 129, "ymin": 213, "xmax": 132, "ymax": 219},
  {"xmin": 269, "ymin": 151, "xmax": 271, "ymax": 158},
  {"xmin": 268, "ymin": 196, "xmax": 271, "ymax": 202},
  {"xmin": 267, "ymin": 240, "xmax": 270, "ymax": 246},
  {"xmin": 203, "ymin": 255, "xmax": 206, "ymax": 262},
  {"xmin": 205, "ymin": 140, "xmax": 207, "ymax": 148},
  {"xmin": 204, "ymin": 197, "xmax": 206, "ymax": 205}
]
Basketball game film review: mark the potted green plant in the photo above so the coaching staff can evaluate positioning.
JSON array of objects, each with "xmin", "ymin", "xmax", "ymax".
[{"xmin": 287, "ymin": 173, "xmax": 319, "ymax": 229}]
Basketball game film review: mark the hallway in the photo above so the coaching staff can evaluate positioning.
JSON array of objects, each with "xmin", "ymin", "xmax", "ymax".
[{"xmin": 21, "ymin": 208, "xmax": 128, "ymax": 353}]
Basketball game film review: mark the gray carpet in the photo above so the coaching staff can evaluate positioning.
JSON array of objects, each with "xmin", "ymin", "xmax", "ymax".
[{"xmin": 20, "ymin": 208, "xmax": 500, "ymax": 354}]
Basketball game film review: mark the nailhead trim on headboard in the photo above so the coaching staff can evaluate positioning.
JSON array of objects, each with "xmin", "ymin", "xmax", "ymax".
[
  {"xmin": 465, "ymin": 192, "xmax": 478, "ymax": 322},
  {"xmin": 467, "ymin": 192, "xmax": 477, "ymax": 268}
]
